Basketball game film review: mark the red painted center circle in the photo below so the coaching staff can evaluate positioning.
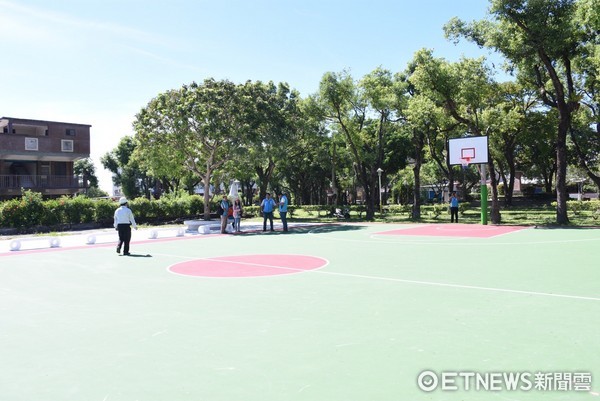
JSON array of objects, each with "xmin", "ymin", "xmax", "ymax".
[{"xmin": 168, "ymin": 254, "xmax": 328, "ymax": 277}]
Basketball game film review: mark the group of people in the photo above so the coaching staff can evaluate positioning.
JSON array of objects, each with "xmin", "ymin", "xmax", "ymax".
[
  {"xmin": 218, "ymin": 196, "xmax": 244, "ymax": 234},
  {"xmin": 218, "ymin": 192, "xmax": 289, "ymax": 234},
  {"xmin": 114, "ymin": 191, "xmax": 291, "ymax": 255}
]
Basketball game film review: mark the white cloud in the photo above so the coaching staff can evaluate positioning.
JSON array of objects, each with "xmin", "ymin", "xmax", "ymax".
[{"xmin": 0, "ymin": 0, "xmax": 166, "ymax": 46}]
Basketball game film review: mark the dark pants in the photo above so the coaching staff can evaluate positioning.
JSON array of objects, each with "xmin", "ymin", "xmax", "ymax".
[
  {"xmin": 117, "ymin": 224, "xmax": 132, "ymax": 254},
  {"xmin": 263, "ymin": 211, "xmax": 274, "ymax": 231},
  {"xmin": 280, "ymin": 211, "xmax": 288, "ymax": 232},
  {"xmin": 450, "ymin": 207, "xmax": 459, "ymax": 223}
]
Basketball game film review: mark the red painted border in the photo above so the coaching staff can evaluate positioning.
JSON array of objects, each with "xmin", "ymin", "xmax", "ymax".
[{"xmin": 376, "ymin": 224, "xmax": 526, "ymax": 238}]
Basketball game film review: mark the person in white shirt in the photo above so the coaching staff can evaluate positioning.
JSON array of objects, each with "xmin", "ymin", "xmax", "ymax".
[{"xmin": 114, "ymin": 197, "xmax": 138, "ymax": 255}]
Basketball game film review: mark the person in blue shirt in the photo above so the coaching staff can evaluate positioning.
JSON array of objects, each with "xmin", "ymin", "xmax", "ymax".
[
  {"xmin": 261, "ymin": 192, "xmax": 276, "ymax": 231},
  {"xmin": 450, "ymin": 192, "xmax": 459, "ymax": 223},
  {"xmin": 278, "ymin": 192, "xmax": 289, "ymax": 232},
  {"xmin": 219, "ymin": 195, "xmax": 230, "ymax": 234}
]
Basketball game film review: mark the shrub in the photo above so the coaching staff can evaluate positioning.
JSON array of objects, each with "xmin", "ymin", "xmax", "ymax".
[
  {"xmin": 94, "ymin": 199, "xmax": 116, "ymax": 225},
  {"xmin": 387, "ymin": 204, "xmax": 411, "ymax": 215},
  {"xmin": 63, "ymin": 196, "xmax": 96, "ymax": 223},
  {"xmin": 349, "ymin": 204, "xmax": 366, "ymax": 218},
  {"xmin": 568, "ymin": 200, "xmax": 585, "ymax": 215},
  {"xmin": 41, "ymin": 199, "xmax": 66, "ymax": 226},
  {"xmin": 429, "ymin": 204, "xmax": 446, "ymax": 219},
  {"xmin": 0, "ymin": 190, "xmax": 45, "ymax": 228},
  {"xmin": 243, "ymin": 206, "xmax": 260, "ymax": 218},
  {"xmin": 0, "ymin": 198, "xmax": 26, "ymax": 227},
  {"xmin": 188, "ymin": 195, "xmax": 204, "ymax": 215}
]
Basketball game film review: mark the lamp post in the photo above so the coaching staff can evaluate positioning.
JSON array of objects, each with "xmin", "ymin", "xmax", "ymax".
[{"xmin": 377, "ymin": 168, "xmax": 383, "ymax": 214}]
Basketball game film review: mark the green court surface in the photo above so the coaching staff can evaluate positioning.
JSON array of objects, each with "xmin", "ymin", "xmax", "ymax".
[{"xmin": 1, "ymin": 223, "xmax": 598, "ymax": 401}]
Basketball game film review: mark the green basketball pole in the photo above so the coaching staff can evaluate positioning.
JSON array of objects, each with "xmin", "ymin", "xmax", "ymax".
[{"xmin": 480, "ymin": 163, "xmax": 488, "ymax": 225}]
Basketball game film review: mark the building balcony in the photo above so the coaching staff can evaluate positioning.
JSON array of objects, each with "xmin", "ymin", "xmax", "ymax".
[{"xmin": 0, "ymin": 175, "xmax": 86, "ymax": 197}]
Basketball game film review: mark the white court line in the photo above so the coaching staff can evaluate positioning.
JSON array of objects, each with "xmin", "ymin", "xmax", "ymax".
[{"xmin": 153, "ymin": 252, "xmax": 600, "ymax": 302}]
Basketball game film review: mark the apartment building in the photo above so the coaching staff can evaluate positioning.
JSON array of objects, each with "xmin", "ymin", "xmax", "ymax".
[{"xmin": 0, "ymin": 117, "xmax": 91, "ymax": 199}]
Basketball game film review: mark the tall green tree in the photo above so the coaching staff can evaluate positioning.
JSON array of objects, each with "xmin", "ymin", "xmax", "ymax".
[
  {"xmin": 485, "ymin": 82, "xmax": 540, "ymax": 205},
  {"xmin": 318, "ymin": 69, "xmax": 405, "ymax": 220},
  {"xmin": 74, "ymin": 157, "xmax": 99, "ymax": 191},
  {"xmin": 519, "ymin": 110, "xmax": 558, "ymax": 193},
  {"xmin": 408, "ymin": 49, "xmax": 502, "ymax": 223},
  {"xmin": 101, "ymin": 136, "xmax": 155, "ymax": 199},
  {"xmin": 445, "ymin": 0, "xmax": 591, "ymax": 223},
  {"xmin": 277, "ymin": 96, "xmax": 332, "ymax": 205},
  {"xmin": 570, "ymin": 0, "xmax": 600, "ymax": 190},
  {"xmin": 238, "ymin": 81, "xmax": 303, "ymax": 201},
  {"xmin": 133, "ymin": 79, "xmax": 247, "ymax": 219}
]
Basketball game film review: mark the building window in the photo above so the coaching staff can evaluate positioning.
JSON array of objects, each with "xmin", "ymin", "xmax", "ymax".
[
  {"xmin": 61, "ymin": 140, "xmax": 74, "ymax": 152},
  {"xmin": 66, "ymin": 128, "xmax": 76, "ymax": 136},
  {"xmin": 25, "ymin": 137, "xmax": 38, "ymax": 151}
]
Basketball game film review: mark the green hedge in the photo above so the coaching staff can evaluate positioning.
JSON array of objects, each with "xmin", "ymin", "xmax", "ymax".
[{"xmin": 0, "ymin": 191, "xmax": 207, "ymax": 230}]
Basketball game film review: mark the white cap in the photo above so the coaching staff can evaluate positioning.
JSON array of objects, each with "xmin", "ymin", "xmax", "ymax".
[{"xmin": 119, "ymin": 197, "xmax": 128, "ymax": 205}]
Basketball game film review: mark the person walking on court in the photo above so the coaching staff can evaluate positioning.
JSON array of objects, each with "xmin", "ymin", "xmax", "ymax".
[
  {"xmin": 278, "ymin": 192, "xmax": 289, "ymax": 232},
  {"xmin": 450, "ymin": 192, "xmax": 459, "ymax": 223},
  {"xmin": 219, "ymin": 195, "xmax": 230, "ymax": 234},
  {"xmin": 261, "ymin": 192, "xmax": 276, "ymax": 232},
  {"xmin": 114, "ymin": 197, "xmax": 138, "ymax": 255},
  {"xmin": 233, "ymin": 198, "xmax": 243, "ymax": 232}
]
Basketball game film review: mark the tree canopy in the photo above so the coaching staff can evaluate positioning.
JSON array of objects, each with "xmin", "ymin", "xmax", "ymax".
[{"xmin": 98, "ymin": 0, "xmax": 600, "ymax": 224}]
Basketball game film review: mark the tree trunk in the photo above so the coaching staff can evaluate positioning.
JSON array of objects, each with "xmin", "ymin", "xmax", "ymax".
[
  {"xmin": 487, "ymin": 160, "xmax": 501, "ymax": 224},
  {"xmin": 556, "ymin": 118, "xmax": 569, "ymax": 224},
  {"xmin": 202, "ymin": 171, "xmax": 212, "ymax": 220},
  {"xmin": 365, "ymin": 179, "xmax": 375, "ymax": 220},
  {"xmin": 412, "ymin": 163, "xmax": 421, "ymax": 219}
]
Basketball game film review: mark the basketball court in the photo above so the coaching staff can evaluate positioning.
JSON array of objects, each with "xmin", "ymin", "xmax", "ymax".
[{"xmin": 0, "ymin": 222, "xmax": 598, "ymax": 401}]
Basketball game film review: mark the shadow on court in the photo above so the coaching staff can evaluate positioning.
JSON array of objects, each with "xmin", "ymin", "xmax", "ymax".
[
  {"xmin": 238, "ymin": 223, "xmax": 366, "ymax": 236},
  {"xmin": 121, "ymin": 253, "xmax": 153, "ymax": 258}
]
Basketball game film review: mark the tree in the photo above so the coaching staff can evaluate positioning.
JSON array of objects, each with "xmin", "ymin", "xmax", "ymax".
[
  {"xmin": 277, "ymin": 96, "xmax": 332, "ymax": 205},
  {"xmin": 134, "ymin": 79, "xmax": 247, "ymax": 219},
  {"xmin": 74, "ymin": 158, "xmax": 99, "ymax": 191},
  {"xmin": 238, "ymin": 81, "xmax": 304, "ymax": 201},
  {"xmin": 318, "ymin": 69, "xmax": 405, "ymax": 220},
  {"xmin": 485, "ymin": 81, "xmax": 539, "ymax": 205},
  {"xmin": 408, "ymin": 49, "xmax": 502, "ymax": 223},
  {"xmin": 400, "ymin": 58, "xmax": 454, "ymax": 218},
  {"xmin": 519, "ymin": 110, "xmax": 558, "ymax": 193},
  {"xmin": 445, "ymin": 0, "xmax": 592, "ymax": 223},
  {"xmin": 101, "ymin": 136, "xmax": 156, "ymax": 199},
  {"xmin": 571, "ymin": 0, "xmax": 600, "ymax": 190}
]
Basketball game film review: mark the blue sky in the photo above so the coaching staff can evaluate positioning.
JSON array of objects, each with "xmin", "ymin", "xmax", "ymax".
[{"xmin": 0, "ymin": 0, "xmax": 501, "ymax": 192}]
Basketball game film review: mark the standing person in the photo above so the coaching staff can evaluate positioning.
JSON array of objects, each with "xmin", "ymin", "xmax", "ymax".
[
  {"xmin": 450, "ymin": 192, "xmax": 459, "ymax": 223},
  {"xmin": 278, "ymin": 192, "xmax": 289, "ymax": 232},
  {"xmin": 261, "ymin": 192, "xmax": 276, "ymax": 232},
  {"xmin": 219, "ymin": 195, "xmax": 230, "ymax": 234},
  {"xmin": 114, "ymin": 197, "xmax": 138, "ymax": 255},
  {"xmin": 233, "ymin": 198, "xmax": 243, "ymax": 232}
]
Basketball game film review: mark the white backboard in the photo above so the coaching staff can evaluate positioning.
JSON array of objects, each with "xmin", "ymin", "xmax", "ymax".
[{"xmin": 448, "ymin": 136, "xmax": 488, "ymax": 165}]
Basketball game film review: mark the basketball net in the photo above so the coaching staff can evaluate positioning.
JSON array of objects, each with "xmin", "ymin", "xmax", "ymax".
[{"xmin": 461, "ymin": 157, "xmax": 471, "ymax": 170}]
